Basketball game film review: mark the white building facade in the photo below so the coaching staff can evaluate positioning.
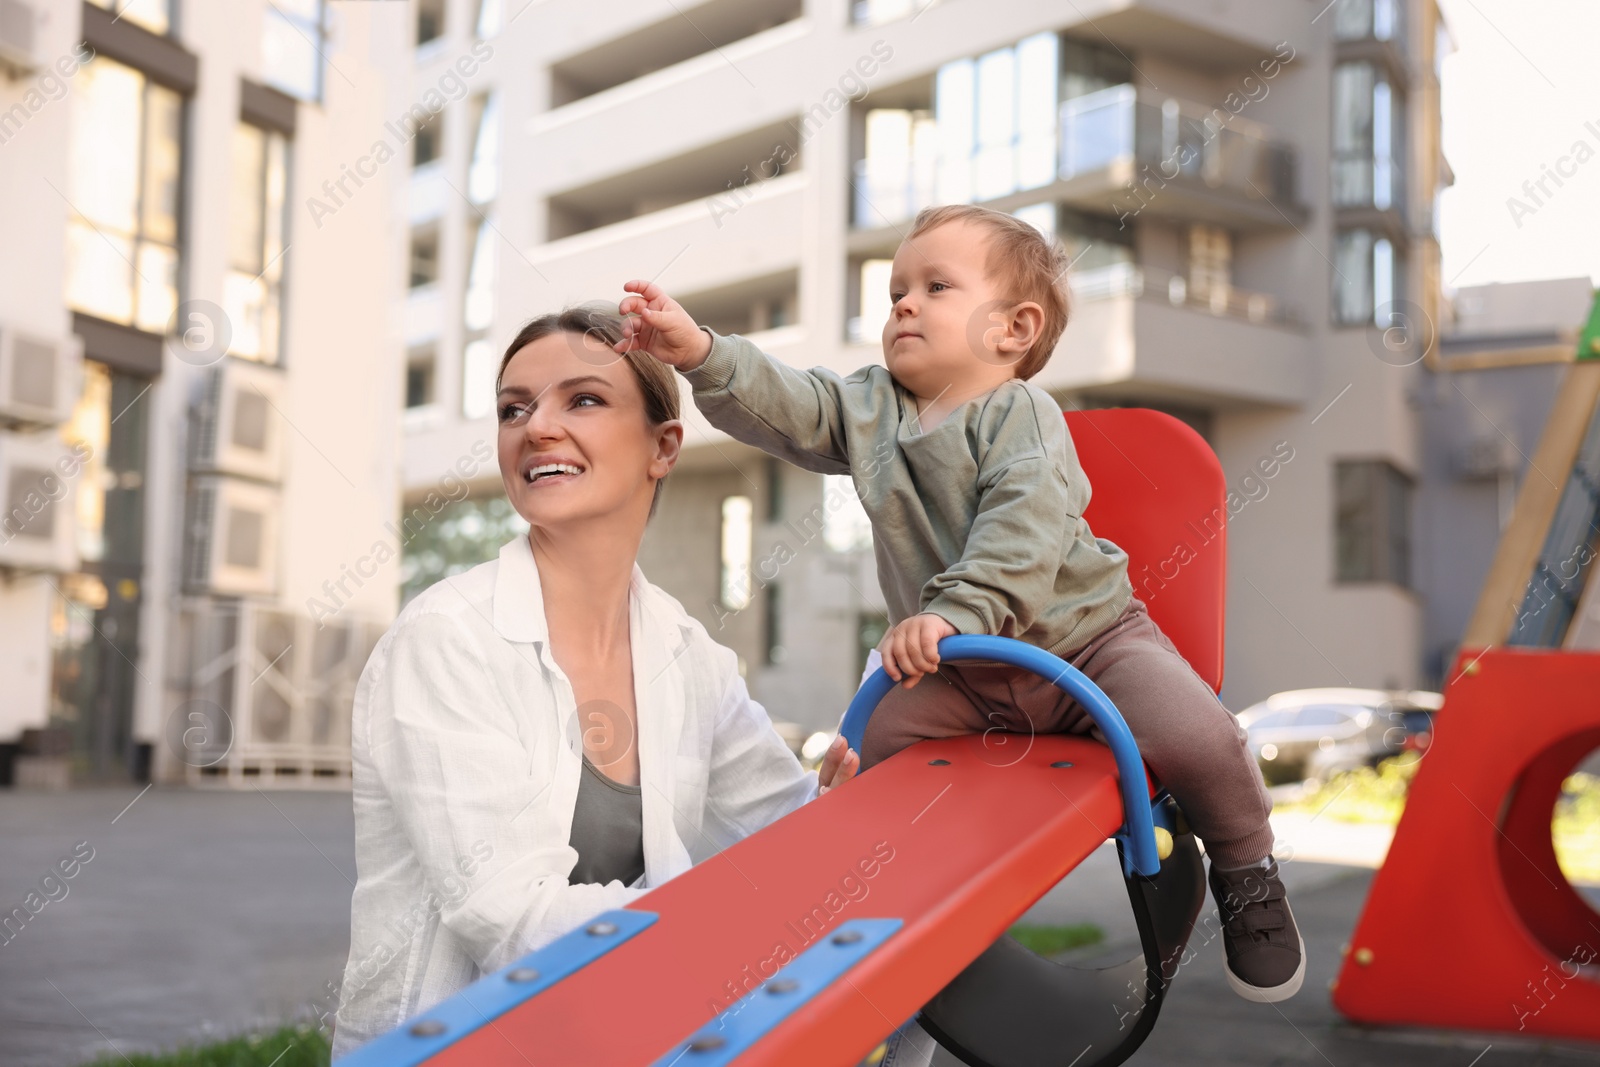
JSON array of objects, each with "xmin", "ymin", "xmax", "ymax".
[
  {"xmin": 395, "ymin": 0, "xmax": 1448, "ymax": 734},
  {"xmin": 0, "ymin": 0, "xmax": 405, "ymax": 786}
]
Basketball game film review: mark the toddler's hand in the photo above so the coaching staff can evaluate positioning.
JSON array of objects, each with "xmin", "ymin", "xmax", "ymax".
[
  {"xmin": 617, "ymin": 280, "xmax": 713, "ymax": 371},
  {"xmin": 877, "ymin": 613, "xmax": 958, "ymax": 689}
]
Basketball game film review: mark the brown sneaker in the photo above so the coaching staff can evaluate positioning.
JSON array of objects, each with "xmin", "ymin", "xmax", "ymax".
[{"xmin": 1208, "ymin": 856, "xmax": 1305, "ymax": 1002}]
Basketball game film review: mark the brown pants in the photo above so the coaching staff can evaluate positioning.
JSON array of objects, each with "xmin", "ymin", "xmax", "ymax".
[{"xmin": 861, "ymin": 596, "xmax": 1276, "ymax": 869}]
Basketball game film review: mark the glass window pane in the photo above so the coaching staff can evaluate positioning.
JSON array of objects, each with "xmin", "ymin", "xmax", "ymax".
[
  {"xmin": 134, "ymin": 242, "xmax": 178, "ymax": 334},
  {"xmin": 224, "ymin": 271, "xmax": 268, "ymax": 359},
  {"xmin": 469, "ymin": 94, "xmax": 501, "ymax": 204},
  {"xmin": 973, "ymin": 47, "xmax": 1016, "ymax": 201},
  {"xmin": 461, "ymin": 339, "xmax": 496, "ymax": 420},
  {"xmin": 231, "ymin": 124, "xmax": 267, "ymax": 274},
  {"xmin": 71, "ymin": 59, "xmax": 143, "ymax": 234},
  {"xmin": 141, "ymin": 84, "xmax": 183, "ymax": 245},
  {"xmin": 476, "ymin": 0, "xmax": 502, "ymax": 38},
  {"xmin": 1336, "ymin": 461, "xmax": 1375, "ymax": 581},
  {"xmin": 264, "ymin": 133, "xmax": 289, "ymax": 281},
  {"xmin": 465, "ymin": 219, "xmax": 496, "ymax": 331},
  {"xmin": 65, "ymin": 221, "xmax": 135, "ymax": 323},
  {"xmin": 1333, "ymin": 229, "xmax": 1374, "ymax": 325},
  {"xmin": 934, "ymin": 58, "xmax": 974, "ymax": 205},
  {"xmin": 720, "ymin": 496, "xmax": 754, "ymax": 610},
  {"xmin": 263, "ymin": 4, "xmax": 323, "ymax": 102},
  {"xmin": 1016, "ymin": 32, "xmax": 1058, "ymax": 190},
  {"xmin": 822, "ymin": 476, "xmax": 872, "ymax": 552},
  {"xmin": 858, "ymin": 259, "xmax": 893, "ymax": 344},
  {"xmin": 1372, "ymin": 237, "xmax": 1394, "ymax": 322}
]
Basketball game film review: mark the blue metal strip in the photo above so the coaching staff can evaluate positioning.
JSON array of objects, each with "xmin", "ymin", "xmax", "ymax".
[
  {"xmin": 340, "ymin": 909, "xmax": 657, "ymax": 1067},
  {"xmin": 839, "ymin": 635, "xmax": 1161, "ymax": 877},
  {"xmin": 649, "ymin": 918, "xmax": 903, "ymax": 1066}
]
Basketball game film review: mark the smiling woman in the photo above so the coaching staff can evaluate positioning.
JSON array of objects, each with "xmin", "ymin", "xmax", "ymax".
[{"xmin": 331, "ymin": 304, "xmax": 859, "ymax": 1057}]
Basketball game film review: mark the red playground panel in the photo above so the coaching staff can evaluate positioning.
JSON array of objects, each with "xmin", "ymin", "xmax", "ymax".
[
  {"xmin": 1334, "ymin": 647, "xmax": 1600, "ymax": 1041},
  {"xmin": 423, "ymin": 733, "xmax": 1127, "ymax": 1066}
]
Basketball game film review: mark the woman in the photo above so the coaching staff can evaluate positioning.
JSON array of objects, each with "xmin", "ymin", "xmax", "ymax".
[{"xmin": 331, "ymin": 306, "xmax": 859, "ymax": 1056}]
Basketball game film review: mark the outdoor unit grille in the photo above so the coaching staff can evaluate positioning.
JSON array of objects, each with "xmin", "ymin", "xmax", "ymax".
[
  {"xmin": 0, "ymin": 428, "xmax": 79, "ymax": 572},
  {"xmin": 182, "ymin": 474, "xmax": 281, "ymax": 596},
  {"xmin": 0, "ymin": 0, "xmax": 37, "ymax": 78},
  {"xmin": 189, "ymin": 358, "xmax": 286, "ymax": 483},
  {"xmin": 166, "ymin": 598, "xmax": 385, "ymax": 787},
  {"xmin": 0, "ymin": 323, "xmax": 82, "ymax": 426}
]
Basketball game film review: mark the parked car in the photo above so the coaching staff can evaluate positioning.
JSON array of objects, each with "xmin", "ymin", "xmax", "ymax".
[{"xmin": 1236, "ymin": 688, "xmax": 1444, "ymax": 786}]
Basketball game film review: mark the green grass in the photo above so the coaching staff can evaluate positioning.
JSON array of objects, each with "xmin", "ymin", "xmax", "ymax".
[
  {"xmin": 1278, "ymin": 756, "xmax": 1600, "ymax": 885},
  {"xmin": 79, "ymin": 1025, "xmax": 328, "ymax": 1067},
  {"xmin": 1006, "ymin": 922, "xmax": 1104, "ymax": 956}
]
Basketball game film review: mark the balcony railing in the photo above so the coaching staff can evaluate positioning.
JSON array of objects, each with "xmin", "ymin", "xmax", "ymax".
[
  {"xmin": 851, "ymin": 85, "xmax": 1297, "ymax": 228},
  {"xmin": 846, "ymin": 261, "xmax": 1297, "ymax": 341}
]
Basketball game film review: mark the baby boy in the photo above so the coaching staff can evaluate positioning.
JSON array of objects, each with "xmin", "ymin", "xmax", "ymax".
[{"xmin": 617, "ymin": 203, "xmax": 1302, "ymax": 1002}]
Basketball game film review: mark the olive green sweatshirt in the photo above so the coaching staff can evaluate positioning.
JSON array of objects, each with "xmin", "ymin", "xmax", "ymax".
[{"xmin": 683, "ymin": 331, "xmax": 1134, "ymax": 657}]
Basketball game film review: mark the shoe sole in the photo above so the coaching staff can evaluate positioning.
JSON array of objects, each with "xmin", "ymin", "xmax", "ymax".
[{"xmin": 1223, "ymin": 899, "xmax": 1306, "ymax": 1003}]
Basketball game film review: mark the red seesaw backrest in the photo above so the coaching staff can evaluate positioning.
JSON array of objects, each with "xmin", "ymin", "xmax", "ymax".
[{"xmin": 1064, "ymin": 409, "xmax": 1228, "ymax": 694}]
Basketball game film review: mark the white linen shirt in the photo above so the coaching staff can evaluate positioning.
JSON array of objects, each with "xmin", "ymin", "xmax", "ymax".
[{"xmin": 332, "ymin": 533, "xmax": 821, "ymax": 1057}]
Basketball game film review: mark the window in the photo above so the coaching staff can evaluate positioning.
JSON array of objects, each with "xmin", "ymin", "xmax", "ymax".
[
  {"xmin": 65, "ymin": 56, "xmax": 182, "ymax": 333},
  {"xmin": 857, "ymin": 612, "xmax": 889, "ymax": 680},
  {"xmin": 1187, "ymin": 224, "xmax": 1232, "ymax": 308},
  {"xmin": 86, "ymin": 0, "xmax": 170, "ymax": 36},
  {"xmin": 720, "ymin": 496, "xmax": 754, "ymax": 611},
  {"xmin": 475, "ymin": 0, "xmax": 502, "ymax": 39},
  {"xmin": 227, "ymin": 122, "xmax": 289, "ymax": 363},
  {"xmin": 405, "ymin": 349, "xmax": 436, "ymax": 409},
  {"xmin": 460, "ymin": 217, "xmax": 498, "ymax": 419},
  {"xmin": 936, "ymin": 32, "xmax": 1059, "ymax": 206},
  {"xmin": 413, "ymin": 113, "xmax": 442, "ymax": 167},
  {"xmin": 823, "ymin": 475, "xmax": 873, "ymax": 552},
  {"xmin": 409, "ymin": 227, "xmax": 439, "ymax": 288},
  {"xmin": 1333, "ymin": 228, "xmax": 1396, "ymax": 326},
  {"xmin": 1335, "ymin": 459, "xmax": 1412, "ymax": 586},
  {"xmin": 468, "ymin": 93, "xmax": 500, "ymax": 204},
  {"xmin": 1333, "ymin": 0, "xmax": 1402, "ymax": 44},
  {"xmin": 764, "ymin": 582, "xmax": 784, "ymax": 665},
  {"xmin": 417, "ymin": 0, "xmax": 446, "ymax": 46},
  {"xmin": 263, "ymin": 0, "xmax": 326, "ymax": 103},
  {"xmin": 1332, "ymin": 61, "xmax": 1401, "ymax": 211}
]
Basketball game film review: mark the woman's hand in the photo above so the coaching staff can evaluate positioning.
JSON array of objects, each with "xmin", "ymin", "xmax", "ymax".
[
  {"xmin": 617, "ymin": 280, "xmax": 713, "ymax": 372},
  {"xmin": 877, "ymin": 612, "xmax": 958, "ymax": 689},
  {"xmin": 817, "ymin": 734, "xmax": 860, "ymax": 795}
]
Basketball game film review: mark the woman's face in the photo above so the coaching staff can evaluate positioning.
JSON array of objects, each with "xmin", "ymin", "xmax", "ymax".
[{"xmin": 495, "ymin": 330, "xmax": 681, "ymax": 534}]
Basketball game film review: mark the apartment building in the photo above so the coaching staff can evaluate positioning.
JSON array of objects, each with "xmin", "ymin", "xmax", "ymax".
[
  {"xmin": 0, "ymin": 0, "xmax": 404, "ymax": 786},
  {"xmin": 398, "ymin": 0, "xmax": 1449, "ymax": 731}
]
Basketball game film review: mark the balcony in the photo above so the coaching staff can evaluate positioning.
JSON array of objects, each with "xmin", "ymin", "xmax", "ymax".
[
  {"xmin": 548, "ymin": 0, "xmax": 802, "ymax": 107},
  {"xmin": 1037, "ymin": 263, "xmax": 1313, "ymax": 409},
  {"xmin": 850, "ymin": 85, "xmax": 1302, "ymax": 243}
]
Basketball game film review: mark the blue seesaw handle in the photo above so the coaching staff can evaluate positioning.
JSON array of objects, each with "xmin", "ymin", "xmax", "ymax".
[{"xmin": 838, "ymin": 634, "xmax": 1161, "ymax": 878}]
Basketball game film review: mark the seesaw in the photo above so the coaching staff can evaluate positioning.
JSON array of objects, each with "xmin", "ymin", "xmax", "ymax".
[{"xmin": 342, "ymin": 410, "xmax": 1227, "ymax": 1065}]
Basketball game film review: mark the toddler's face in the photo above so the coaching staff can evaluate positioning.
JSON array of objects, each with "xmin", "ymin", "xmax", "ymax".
[{"xmin": 881, "ymin": 220, "xmax": 1017, "ymax": 399}]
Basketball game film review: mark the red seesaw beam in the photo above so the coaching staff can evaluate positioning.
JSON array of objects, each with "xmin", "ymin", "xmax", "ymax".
[{"xmin": 418, "ymin": 732, "xmax": 1128, "ymax": 1067}]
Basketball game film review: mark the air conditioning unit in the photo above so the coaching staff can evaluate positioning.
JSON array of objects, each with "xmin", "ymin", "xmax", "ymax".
[
  {"xmin": 0, "ymin": 429, "xmax": 80, "ymax": 572},
  {"xmin": 0, "ymin": 324, "xmax": 82, "ymax": 427},
  {"xmin": 0, "ymin": 0, "xmax": 38, "ymax": 78},
  {"xmin": 183, "ymin": 475, "xmax": 281, "ymax": 596},
  {"xmin": 190, "ymin": 358, "xmax": 286, "ymax": 483}
]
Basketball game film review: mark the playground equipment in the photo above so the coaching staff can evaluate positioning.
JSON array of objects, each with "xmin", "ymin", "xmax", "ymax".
[
  {"xmin": 1333, "ymin": 291, "xmax": 1600, "ymax": 1040},
  {"xmin": 347, "ymin": 409, "xmax": 1231, "ymax": 1065}
]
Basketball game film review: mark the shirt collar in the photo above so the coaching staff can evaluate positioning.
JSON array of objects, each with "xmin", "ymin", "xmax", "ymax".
[{"xmin": 491, "ymin": 532, "xmax": 651, "ymax": 646}]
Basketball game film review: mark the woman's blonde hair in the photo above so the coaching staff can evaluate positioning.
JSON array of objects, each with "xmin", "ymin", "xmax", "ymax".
[{"xmin": 496, "ymin": 304, "xmax": 680, "ymax": 517}]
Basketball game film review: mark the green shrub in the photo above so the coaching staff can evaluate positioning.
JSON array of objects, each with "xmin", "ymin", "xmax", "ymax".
[{"xmin": 80, "ymin": 1025, "xmax": 328, "ymax": 1067}]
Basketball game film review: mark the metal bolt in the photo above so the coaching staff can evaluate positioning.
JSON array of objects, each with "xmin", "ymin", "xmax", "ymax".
[
  {"xmin": 587, "ymin": 921, "xmax": 619, "ymax": 936},
  {"xmin": 765, "ymin": 978, "xmax": 799, "ymax": 994},
  {"xmin": 1353, "ymin": 947, "xmax": 1374, "ymax": 966},
  {"xmin": 506, "ymin": 968, "xmax": 540, "ymax": 983},
  {"xmin": 1050, "ymin": 760, "xmax": 1074, "ymax": 768},
  {"xmin": 832, "ymin": 929, "xmax": 864, "ymax": 946},
  {"xmin": 687, "ymin": 1034, "xmax": 726, "ymax": 1052},
  {"xmin": 928, "ymin": 758, "xmax": 951, "ymax": 766},
  {"xmin": 409, "ymin": 1020, "xmax": 447, "ymax": 1037}
]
